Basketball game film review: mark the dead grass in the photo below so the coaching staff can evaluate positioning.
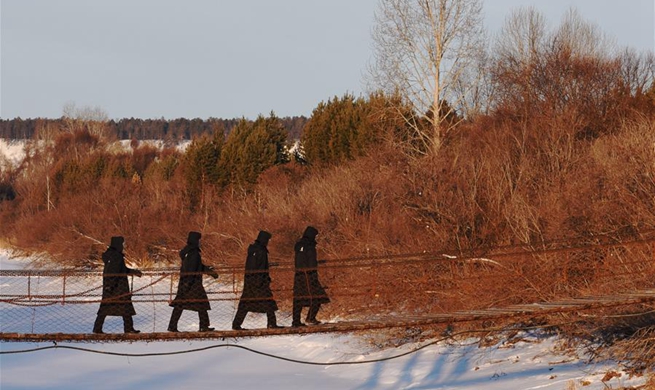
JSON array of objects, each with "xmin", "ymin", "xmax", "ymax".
[{"xmin": 1, "ymin": 112, "xmax": 655, "ymax": 371}]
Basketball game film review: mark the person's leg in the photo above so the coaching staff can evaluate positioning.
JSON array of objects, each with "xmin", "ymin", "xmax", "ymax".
[
  {"xmin": 266, "ymin": 310, "xmax": 281, "ymax": 328},
  {"xmin": 199, "ymin": 310, "xmax": 213, "ymax": 331},
  {"xmin": 123, "ymin": 315, "xmax": 140, "ymax": 333},
  {"xmin": 93, "ymin": 314, "xmax": 106, "ymax": 334},
  {"xmin": 306, "ymin": 302, "xmax": 321, "ymax": 324},
  {"xmin": 232, "ymin": 307, "xmax": 248, "ymax": 330},
  {"xmin": 168, "ymin": 307, "xmax": 183, "ymax": 332},
  {"xmin": 292, "ymin": 301, "xmax": 304, "ymax": 327}
]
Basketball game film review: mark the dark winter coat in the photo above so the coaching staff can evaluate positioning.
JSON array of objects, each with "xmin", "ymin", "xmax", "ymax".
[
  {"xmin": 170, "ymin": 237, "xmax": 216, "ymax": 312},
  {"xmin": 293, "ymin": 227, "xmax": 330, "ymax": 307},
  {"xmin": 97, "ymin": 238, "xmax": 139, "ymax": 316},
  {"xmin": 237, "ymin": 232, "xmax": 278, "ymax": 313}
]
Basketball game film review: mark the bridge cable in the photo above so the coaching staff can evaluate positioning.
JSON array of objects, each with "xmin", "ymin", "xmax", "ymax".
[{"xmin": 0, "ymin": 321, "xmax": 580, "ymax": 365}]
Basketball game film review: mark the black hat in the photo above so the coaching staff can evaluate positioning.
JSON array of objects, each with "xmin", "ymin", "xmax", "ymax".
[
  {"xmin": 187, "ymin": 231, "xmax": 202, "ymax": 246},
  {"xmin": 109, "ymin": 236, "xmax": 124, "ymax": 252},
  {"xmin": 303, "ymin": 226, "xmax": 319, "ymax": 240},
  {"xmin": 256, "ymin": 230, "xmax": 272, "ymax": 246}
]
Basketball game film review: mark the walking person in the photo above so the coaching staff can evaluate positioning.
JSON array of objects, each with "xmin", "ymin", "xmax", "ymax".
[
  {"xmin": 93, "ymin": 236, "xmax": 142, "ymax": 334},
  {"xmin": 292, "ymin": 226, "xmax": 330, "ymax": 327},
  {"xmin": 232, "ymin": 230, "xmax": 281, "ymax": 330},
  {"xmin": 168, "ymin": 231, "xmax": 218, "ymax": 332}
]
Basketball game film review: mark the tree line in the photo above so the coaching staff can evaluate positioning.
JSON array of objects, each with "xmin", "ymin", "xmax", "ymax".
[{"xmin": 0, "ymin": 116, "xmax": 308, "ymax": 141}]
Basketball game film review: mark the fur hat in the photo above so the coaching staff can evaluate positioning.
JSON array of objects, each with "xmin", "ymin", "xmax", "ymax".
[
  {"xmin": 187, "ymin": 231, "xmax": 202, "ymax": 246},
  {"xmin": 256, "ymin": 230, "xmax": 272, "ymax": 246},
  {"xmin": 302, "ymin": 226, "xmax": 319, "ymax": 240},
  {"xmin": 109, "ymin": 236, "xmax": 124, "ymax": 251}
]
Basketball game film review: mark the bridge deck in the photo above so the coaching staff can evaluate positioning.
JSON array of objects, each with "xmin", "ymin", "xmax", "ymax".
[{"xmin": 4, "ymin": 289, "xmax": 655, "ymax": 342}]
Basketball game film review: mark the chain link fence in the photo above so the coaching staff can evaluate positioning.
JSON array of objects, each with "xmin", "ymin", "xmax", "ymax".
[{"xmin": 2, "ymin": 236, "xmax": 655, "ymax": 335}]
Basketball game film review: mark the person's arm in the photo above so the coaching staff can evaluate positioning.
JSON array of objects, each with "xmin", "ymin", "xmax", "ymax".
[
  {"xmin": 121, "ymin": 254, "xmax": 142, "ymax": 277},
  {"xmin": 199, "ymin": 253, "xmax": 218, "ymax": 278}
]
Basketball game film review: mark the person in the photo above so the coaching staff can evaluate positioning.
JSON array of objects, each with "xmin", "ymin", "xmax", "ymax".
[
  {"xmin": 232, "ymin": 230, "xmax": 281, "ymax": 330},
  {"xmin": 93, "ymin": 236, "xmax": 143, "ymax": 334},
  {"xmin": 292, "ymin": 226, "xmax": 330, "ymax": 327},
  {"xmin": 168, "ymin": 231, "xmax": 218, "ymax": 332}
]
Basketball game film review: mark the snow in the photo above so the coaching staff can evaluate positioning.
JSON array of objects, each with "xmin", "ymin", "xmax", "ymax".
[
  {"xmin": 116, "ymin": 139, "xmax": 191, "ymax": 153},
  {"xmin": 0, "ymin": 251, "xmax": 647, "ymax": 389},
  {"xmin": 0, "ymin": 139, "xmax": 27, "ymax": 167},
  {"xmin": 0, "ymin": 139, "xmax": 192, "ymax": 170}
]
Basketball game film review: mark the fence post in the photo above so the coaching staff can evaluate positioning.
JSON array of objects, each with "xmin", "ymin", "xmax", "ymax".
[
  {"xmin": 169, "ymin": 273, "xmax": 173, "ymax": 304},
  {"xmin": 563, "ymin": 251, "xmax": 569, "ymax": 285},
  {"xmin": 62, "ymin": 274, "xmax": 66, "ymax": 305},
  {"xmin": 28, "ymin": 272, "xmax": 32, "ymax": 300},
  {"xmin": 373, "ymin": 265, "xmax": 379, "ymax": 301}
]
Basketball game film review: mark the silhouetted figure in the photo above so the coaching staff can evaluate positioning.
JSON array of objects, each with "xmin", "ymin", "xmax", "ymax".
[
  {"xmin": 93, "ymin": 236, "xmax": 142, "ymax": 334},
  {"xmin": 232, "ymin": 230, "xmax": 281, "ymax": 330},
  {"xmin": 292, "ymin": 226, "xmax": 330, "ymax": 327},
  {"xmin": 168, "ymin": 231, "xmax": 218, "ymax": 332}
]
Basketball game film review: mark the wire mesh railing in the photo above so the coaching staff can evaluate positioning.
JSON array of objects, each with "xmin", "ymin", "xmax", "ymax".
[{"xmin": 2, "ymin": 235, "xmax": 655, "ymax": 336}]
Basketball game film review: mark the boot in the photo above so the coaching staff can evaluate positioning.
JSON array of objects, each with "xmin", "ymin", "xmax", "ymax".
[
  {"xmin": 123, "ymin": 316, "xmax": 140, "ymax": 333},
  {"xmin": 306, "ymin": 302, "xmax": 321, "ymax": 325},
  {"xmin": 267, "ymin": 311, "xmax": 283, "ymax": 329},
  {"xmin": 199, "ymin": 311, "xmax": 213, "ymax": 332},
  {"xmin": 232, "ymin": 307, "xmax": 247, "ymax": 330},
  {"xmin": 292, "ymin": 303, "xmax": 304, "ymax": 327},
  {"xmin": 93, "ymin": 315, "xmax": 105, "ymax": 334},
  {"xmin": 168, "ymin": 308, "xmax": 182, "ymax": 332}
]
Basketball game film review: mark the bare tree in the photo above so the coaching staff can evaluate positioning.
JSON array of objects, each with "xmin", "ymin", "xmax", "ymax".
[
  {"xmin": 368, "ymin": 0, "xmax": 485, "ymax": 155},
  {"xmin": 62, "ymin": 101, "xmax": 110, "ymax": 140},
  {"xmin": 495, "ymin": 6, "xmax": 546, "ymax": 67},
  {"xmin": 618, "ymin": 48, "xmax": 655, "ymax": 96},
  {"xmin": 490, "ymin": 6, "xmax": 548, "ymax": 114},
  {"xmin": 553, "ymin": 8, "xmax": 616, "ymax": 59}
]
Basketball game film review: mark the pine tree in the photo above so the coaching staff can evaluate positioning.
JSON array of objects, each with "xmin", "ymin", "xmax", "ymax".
[
  {"xmin": 182, "ymin": 129, "xmax": 225, "ymax": 209},
  {"xmin": 301, "ymin": 93, "xmax": 398, "ymax": 166},
  {"xmin": 220, "ymin": 112, "xmax": 289, "ymax": 188}
]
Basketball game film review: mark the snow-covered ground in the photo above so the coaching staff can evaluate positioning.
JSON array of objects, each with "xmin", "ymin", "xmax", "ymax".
[
  {"xmin": 0, "ymin": 252, "xmax": 648, "ymax": 390},
  {"xmin": 0, "ymin": 139, "xmax": 27, "ymax": 167},
  {"xmin": 0, "ymin": 138, "xmax": 192, "ymax": 170}
]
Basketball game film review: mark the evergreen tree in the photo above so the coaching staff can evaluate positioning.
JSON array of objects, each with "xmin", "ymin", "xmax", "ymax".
[
  {"xmin": 182, "ymin": 129, "xmax": 225, "ymax": 209},
  {"xmin": 301, "ymin": 93, "xmax": 395, "ymax": 165},
  {"xmin": 220, "ymin": 112, "xmax": 288, "ymax": 188}
]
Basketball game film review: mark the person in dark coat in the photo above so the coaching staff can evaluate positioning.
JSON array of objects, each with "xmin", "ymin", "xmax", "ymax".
[
  {"xmin": 168, "ymin": 231, "xmax": 218, "ymax": 332},
  {"xmin": 292, "ymin": 226, "xmax": 330, "ymax": 327},
  {"xmin": 93, "ymin": 236, "xmax": 143, "ymax": 334},
  {"xmin": 232, "ymin": 230, "xmax": 281, "ymax": 330}
]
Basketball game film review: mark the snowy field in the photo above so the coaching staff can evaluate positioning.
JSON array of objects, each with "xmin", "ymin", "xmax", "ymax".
[
  {"xmin": 0, "ymin": 139, "xmax": 27, "ymax": 167},
  {"xmin": 0, "ymin": 251, "xmax": 648, "ymax": 390},
  {"xmin": 0, "ymin": 138, "xmax": 192, "ymax": 169}
]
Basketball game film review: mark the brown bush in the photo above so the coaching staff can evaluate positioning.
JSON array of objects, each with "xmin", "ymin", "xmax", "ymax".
[{"xmin": 1, "ymin": 86, "xmax": 655, "ymax": 374}]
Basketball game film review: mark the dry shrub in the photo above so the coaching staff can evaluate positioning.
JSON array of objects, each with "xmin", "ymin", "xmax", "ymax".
[
  {"xmin": 2, "ymin": 108, "xmax": 655, "ymax": 372},
  {"xmin": 571, "ymin": 311, "xmax": 655, "ymax": 377}
]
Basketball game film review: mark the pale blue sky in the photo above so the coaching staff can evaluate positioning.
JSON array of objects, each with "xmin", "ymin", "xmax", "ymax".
[{"xmin": 1, "ymin": 0, "xmax": 653, "ymax": 120}]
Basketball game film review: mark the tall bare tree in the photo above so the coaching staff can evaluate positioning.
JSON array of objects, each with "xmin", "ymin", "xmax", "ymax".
[
  {"xmin": 62, "ymin": 101, "xmax": 110, "ymax": 140},
  {"xmin": 490, "ymin": 6, "xmax": 547, "ymax": 115},
  {"xmin": 368, "ymin": 0, "xmax": 485, "ymax": 154}
]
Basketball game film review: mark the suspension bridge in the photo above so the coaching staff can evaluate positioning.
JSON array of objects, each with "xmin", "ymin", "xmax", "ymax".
[{"xmin": 2, "ymin": 234, "xmax": 655, "ymax": 342}]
